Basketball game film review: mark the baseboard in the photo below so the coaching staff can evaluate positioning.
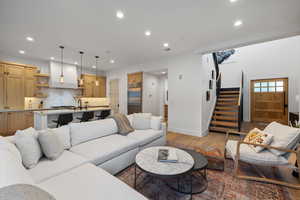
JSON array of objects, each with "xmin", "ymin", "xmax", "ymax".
[{"xmin": 168, "ymin": 127, "xmax": 202, "ymax": 137}]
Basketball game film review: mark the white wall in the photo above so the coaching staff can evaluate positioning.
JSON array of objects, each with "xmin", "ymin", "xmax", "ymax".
[
  {"xmin": 218, "ymin": 35, "xmax": 300, "ymax": 121},
  {"xmin": 201, "ymin": 54, "xmax": 217, "ymax": 135},
  {"xmin": 142, "ymin": 73, "xmax": 161, "ymax": 116},
  {"xmin": 106, "ymin": 53, "xmax": 204, "ymax": 137}
]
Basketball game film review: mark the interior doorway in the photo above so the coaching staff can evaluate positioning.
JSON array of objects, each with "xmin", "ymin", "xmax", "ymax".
[
  {"xmin": 251, "ymin": 78, "xmax": 288, "ymax": 124},
  {"xmin": 109, "ymin": 79, "xmax": 119, "ymax": 114}
]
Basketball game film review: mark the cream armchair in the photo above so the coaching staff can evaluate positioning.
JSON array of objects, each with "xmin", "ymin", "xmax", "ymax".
[{"xmin": 225, "ymin": 124, "xmax": 300, "ymax": 189}]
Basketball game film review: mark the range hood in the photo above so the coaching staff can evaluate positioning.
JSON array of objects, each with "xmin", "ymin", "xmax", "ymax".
[{"xmin": 49, "ymin": 61, "xmax": 78, "ymax": 89}]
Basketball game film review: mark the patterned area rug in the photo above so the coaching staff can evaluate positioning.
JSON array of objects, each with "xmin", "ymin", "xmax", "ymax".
[{"xmin": 116, "ymin": 160, "xmax": 292, "ymax": 200}]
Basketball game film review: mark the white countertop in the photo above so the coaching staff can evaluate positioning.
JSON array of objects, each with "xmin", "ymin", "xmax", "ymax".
[{"xmin": 34, "ymin": 107, "xmax": 111, "ymax": 115}]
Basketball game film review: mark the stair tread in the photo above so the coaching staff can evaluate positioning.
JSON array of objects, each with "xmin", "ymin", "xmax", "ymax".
[
  {"xmin": 211, "ymin": 120, "xmax": 238, "ymax": 127},
  {"xmin": 214, "ymin": 111, "xmax": 238, "ymax": 115},
  {"xmin": 212, "ymin": 115, "xmax": 238, "ymax": 121},
  {"xmin": 219, "ymin": 94, "xmax": 239, "ymax": 97},
  {"xmin": 218, "ymin": 98, "xmax": 238, "ymax": 101},
  {"xmin": 220, "ymin": 91, "xmax": 239, "ymax": 94},
  {"xmin": 215, "ymin": 106, "xmax": 238, "ymax": 110},
  {"xmin": 217, "ymin": 102, "xmax": 238, "ymax": 105},
  {"xmin": 209, "ymin": 126, "xmax": 238, "ymax": 133}
]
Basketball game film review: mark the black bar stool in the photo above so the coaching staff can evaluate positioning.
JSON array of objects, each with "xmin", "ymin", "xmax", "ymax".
[
  {"xmin": 52, "ymin": 113, "xmax": 73, "ymax": 128},
  {"xmin": 77, "ymin": 111, "xmax": 94, "ymax": 122},
  {"xmin": 96, "ymin": 110, "xmax": 111, "ymax": 120}
]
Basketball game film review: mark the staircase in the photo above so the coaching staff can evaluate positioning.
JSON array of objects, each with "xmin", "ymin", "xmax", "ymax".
[{"xmin": 209, "ymin": 88, "xmax": 240, "ymax": 133}]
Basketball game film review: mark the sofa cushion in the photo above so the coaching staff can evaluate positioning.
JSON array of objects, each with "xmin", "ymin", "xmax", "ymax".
[
  {"xmin": 0, "ymin": 149, "xmax": 34, "ymax": 188},
  {"xmin": 0, "ymin": 136, "xmax": 22, "ymax": 163},
  {"xmin": 69, "ymin": 119, "xmax": 118, "ymax": 146},
  {"xmin": 132, "ymin": 113, "xmax": 152, "ymax": 130},
  {"xmin": 28, "ymin": 150, "xmax": 88, "ymax": 183},
  {"xmin": 70, "ymin": 135, "xmax": 139, "ymax": 165},
  {"xmin": 150, "ymin": 116, "xmax": 162, "ymax": 130},
  {"xmin": 14, "ymin": 132, "xmax": 43, "ymax": 169},
  {"xmin": 226, "ymin": 140, "xmax": 289, "ymax": 166},
  {"xmin": 263, "ymin": 121, "xmax": 300, "ymax": 156},
  {"xmin": 50, "ymin": 125, "xmax": 71, "ymax": 150},
  {"xmin": 38, "ymin": 163, "xmax": 147, "ymax": 200},
  {"xmin": 38, "ymin": 130, "xmax": 64, "ymax": 160},
  {"xmin": 127, "ymin": 129, "xmax": 163, "ymax": 146}
]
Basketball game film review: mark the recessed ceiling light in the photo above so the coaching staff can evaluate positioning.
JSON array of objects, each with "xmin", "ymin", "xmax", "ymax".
[
  {"xmin": 92, "ymin": 65, "xmax": 96, "ymax": 69},
  {"xmin": 110, "ymin": 59, "xmax": 115, "ymax": 64},
  {"xmin": 161, "ymin": 71, "xmax": 166, "ymax": 74},
  {"xmin": 74, "ymin": 61, "xmax": 78, "ymax": 65},
  {"xmin": 230, "ymin": 0, "xmax": 238, "ymax": 3},
  {"xmin": 234, "ymin": 20, "xmax": 243, "ymax": 27},
  {"xmin": 116, "ymin": 10, "xmax": 124, "ymax": 19},
  {"xmin": 19, "ymin": 50, "xmax": 25, "ymax": 54},
  {"xmin": 50, "ymin": 57, "xmax": 55, "ymax": 60},
  {"xmin": 26, "ymin": 36, "xmax": 34, "ymax": 42},
  {"xmin": 145, "ymin": 30, "xmax": 151, "ymax": 36},
  {"xmin": 163, "ymin": 43, "xmax": 169, "ymax": 47}
]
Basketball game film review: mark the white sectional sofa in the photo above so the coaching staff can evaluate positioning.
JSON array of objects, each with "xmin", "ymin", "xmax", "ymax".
[{"xmin": 0, "ymin": 117, "xmax": 167, "ymax": 200}]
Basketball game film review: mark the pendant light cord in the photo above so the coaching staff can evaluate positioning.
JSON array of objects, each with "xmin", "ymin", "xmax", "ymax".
[{"xmin": 59, "ymin": 46, "xmax": 64, "ymax": 77}]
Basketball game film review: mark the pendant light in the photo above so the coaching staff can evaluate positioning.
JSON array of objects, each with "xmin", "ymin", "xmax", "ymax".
[
  {"xmin": 95, "ymin": 56, "xmax": 99, "ymax": 86},
  {"xmin": 59, "ymin": 45, "xmax": 64, "ymax": 83},
  {"xmin": 79, "ymin": 51, "xmax": 84, "ymax": 86}
]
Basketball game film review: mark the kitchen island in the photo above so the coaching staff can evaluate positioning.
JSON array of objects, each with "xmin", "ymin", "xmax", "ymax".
[{"xmin": 34, "ymin": 107, "xmax": 111, "ymax": 130}]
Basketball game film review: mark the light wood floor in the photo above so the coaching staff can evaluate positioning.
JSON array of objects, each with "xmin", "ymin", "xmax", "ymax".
[{"xmin": 166, "ymin": 122, "xmax": 300, "ymax": 200}]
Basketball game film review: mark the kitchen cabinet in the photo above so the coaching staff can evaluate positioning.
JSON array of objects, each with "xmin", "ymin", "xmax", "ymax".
[
  {"xmin": 82, "ymin": 74, "xmax": 106, "ymax": 97},
  {"xmin": 0, "ymin": 111, "xmax": 33, "ymax": 136},
  {"xmin": 5, "ymin": 64, "xmax": 25, "ymax": 109},
  {"xmin": 0, "ymin": 64, "xmax": 5, "ymax": 109},
  {"xmin": 24, "ymin": 67, "xmax": 37, "ymax": 97},
  {"xmin": 0, "ymin": 113, "xmax": 7, "ymax": 136},
  {"xmin": 6, "ymin": 112, "xmax": 25, "ymax": 136}
]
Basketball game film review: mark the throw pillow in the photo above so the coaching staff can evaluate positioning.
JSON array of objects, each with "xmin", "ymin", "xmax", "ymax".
[
  {"xmin": 132, "ymin": 113, "xmax": 152, "ymax": 130},
  {"xmin": 244, "ymin": 128, "xmax": 273, "ymax": 153},
  {"xmin": 38, "ymin": 130, "xmax": 64, "ymax": 160},
  {"xmin": 50, "ymin": 125, "xmax": 71, "ymax": 150},
  {"xmin": 111, "ymin": 113, "xmax": 134, "ymax": 135},
  {"xmin": 263, "ymin": 121, "xmax": 300, "ymax": 156},
  {"xmin": 150, "ymin": 116, "xmax": 162, "ymax": 130},
  {"xmin": 14, "ymin": 133, "xmax": 43, "ymax": 169}
]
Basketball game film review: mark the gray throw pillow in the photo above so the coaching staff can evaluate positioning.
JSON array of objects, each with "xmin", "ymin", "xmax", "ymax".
[
  {"xmin": 14, "ymin": 133, "xmax": 43, "ymax": 169},
  {"xmin": 111, "ymin": 113, "xmax": 134, "ymax": 135},
  {"xmin": 38, "ymin": 130, "xmax": 64, "ymax": 160}
]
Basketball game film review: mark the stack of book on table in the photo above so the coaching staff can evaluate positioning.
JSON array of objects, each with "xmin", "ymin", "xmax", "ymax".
[{"xmin": 157, "ymin": 148, "xmax": 178, "ymax": 163}]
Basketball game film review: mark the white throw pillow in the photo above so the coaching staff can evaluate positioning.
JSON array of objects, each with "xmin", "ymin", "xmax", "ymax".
[
  {"xmin": 50, "ymin": 125, "xmax": 71, "ymax": 150},
  {"xmin": 16, "ymin": 127, "xmax": 39, "ymax": 138},
  {"xmin": 132, "ymin": 113, "xmax": 152, "ymax": 130},
  {"xmin": 150, "ymin": 116, "xmax": 162, "ymax": 130},
  {"xmin": 14, "ymin": 133, "xmax": 43, "ymax": 169},
  {"xmin": 264, "ymin": 121, "xmax": 300, "ymax": 156},
  {"xmin": 69, "ymin": 118, "xmax": 118, "ymax": 146},
  {"xmin": 0, "ymin": 136, "xmax": 22, "ymax": 163},
  {"xmin": 38, "ymin": 130, "xmax": 64, "ymax": 160},
  {"xmin": 0, "ymin": 150, "xmax": 34, "ymax": 188}
]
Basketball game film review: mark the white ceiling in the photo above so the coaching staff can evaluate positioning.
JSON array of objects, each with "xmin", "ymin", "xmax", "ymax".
[{"xmin": 0, "ymin": 0, "xmax": 300, "ymax": 71}]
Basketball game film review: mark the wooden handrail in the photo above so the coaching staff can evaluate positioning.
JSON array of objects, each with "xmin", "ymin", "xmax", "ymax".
[{"xmin": 216, "ymin": 73, "xmax": 221, "ymax": 82}]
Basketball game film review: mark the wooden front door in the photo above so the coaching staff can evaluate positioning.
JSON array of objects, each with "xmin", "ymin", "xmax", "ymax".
[
  {"xmin": 251, "ymin": 78, "xmax": 288, "ymax": 124},
  {"xmin": 109, "ymin": 79, "xmax": 119, "ymax": 114}
]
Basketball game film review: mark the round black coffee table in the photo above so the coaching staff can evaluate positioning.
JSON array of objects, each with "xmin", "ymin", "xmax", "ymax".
[{"xmin": 166, "ymin": 148, "xmax": 208, "ymax": 195}]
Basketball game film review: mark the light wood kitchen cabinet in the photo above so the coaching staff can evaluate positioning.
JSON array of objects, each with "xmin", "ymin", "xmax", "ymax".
[
  {"xmin": 24, "ymin": 112, "xmax": 34, "ymax": 128},
  {"xmin": 24, "ymin": 67, "xmax": 37, "ymax": 97},
  {"xmin": 6, "ymin": 112, "xmax": 25, "ymax": 136},
  {"xmin": 0, "ymin": 111, "xmax": 33, "ymax": 136},
  {"xmin": 0, "ymin": 64, "xmax": 4, "ymax": 109},
  {"xmin": 0, "ymin": 113, "xmax": 7, "ymax": 136},
  {"xmin": 82, "ymin": 74, "xmax": 106, "ymax": 97}
]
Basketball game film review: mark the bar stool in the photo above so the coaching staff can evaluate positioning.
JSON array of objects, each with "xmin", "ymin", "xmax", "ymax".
[
  {"xmin": 52, "ymin": 113, "xmax": 73, "ymax": 128},
  {"xmin": 77, "ymin": 111, "xmax": 94, "ymax": 122},
  {"xmin": 96, "ymin": 110, "xmax": 111, "ymax": 120}
]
